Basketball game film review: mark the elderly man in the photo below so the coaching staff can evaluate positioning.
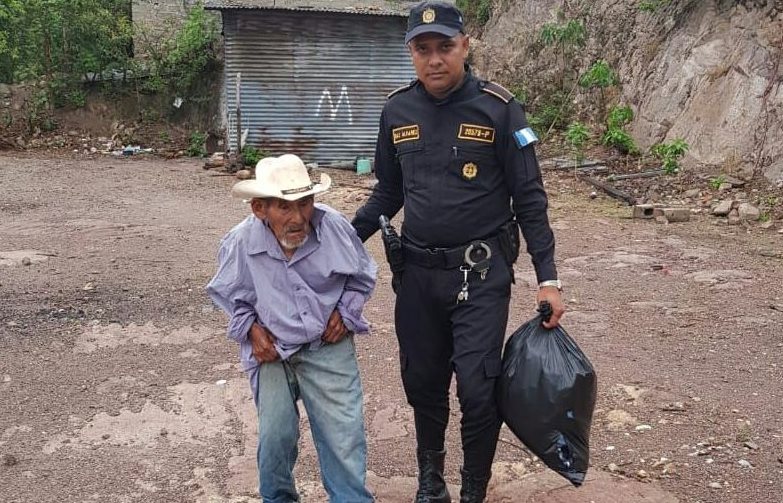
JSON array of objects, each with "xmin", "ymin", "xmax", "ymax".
[{"xmin": 207, "ymin": 154, "xmax": 377, "ymax": 503}]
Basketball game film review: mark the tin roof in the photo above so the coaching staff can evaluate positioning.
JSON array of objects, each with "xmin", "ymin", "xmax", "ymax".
[{"xmin": 203, "ymin": 0, "xmax": 423, "ymax": 16}]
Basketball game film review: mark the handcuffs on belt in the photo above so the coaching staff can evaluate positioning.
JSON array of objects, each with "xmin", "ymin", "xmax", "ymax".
[{"xmin": 456, "ymin": 241, "xmax": 492, "ymax": 304}]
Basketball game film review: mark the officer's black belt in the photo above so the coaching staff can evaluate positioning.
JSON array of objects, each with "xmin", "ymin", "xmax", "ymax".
[{"xmin": 402, "ymin": 235, "xmax": 503, "ymax": 269}]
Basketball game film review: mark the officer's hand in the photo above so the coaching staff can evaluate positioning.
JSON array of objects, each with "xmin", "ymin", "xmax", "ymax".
[
  {"xmin": 248, "ymin": 323, "xmax": 280, "ymax": 363},
  {"xmin": 536, "ymin": 287, "xmax": 565, "ymax": 329},
  {"xmin": 322, "ymin": 309, "xmax": 348, "ymax": 344}
]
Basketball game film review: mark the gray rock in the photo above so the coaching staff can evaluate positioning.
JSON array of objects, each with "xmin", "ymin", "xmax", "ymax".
[
  {"xmin": 738, "ymin": 203, "xmax": 760, "ymax": 222},
  {"xmin": 744, "ymin": 441, "xmax": 759, "ymax": 450},
  {"xmin": 712, "ymin": 200, "xmax": 733, "ymax": 216},
  {"xmin": 235, "ymin": 169, "xmax": 252, "ymax": 180},
  {"xmin": 21, "ymin": 257, "xmax": 31, "ymax": 266},
  {"xmin": 708, "ymin": 482, "xmax": 723, "ymax": 489},
  {"xmin": 738, "ymin": 459, "xmax": 753, "ymax": 468},
  {"xmin": 718, "ymin": 183, "xmax": 733, "ymax": 191},
  {"xmin": 663, "ymin": 207, "xmax": 690, "ymax": 223},
  {"xmin": 684, "ymin": 189, "xmax": 700, "ymax": 198}
]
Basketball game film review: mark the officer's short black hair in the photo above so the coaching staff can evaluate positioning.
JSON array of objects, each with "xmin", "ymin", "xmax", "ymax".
[{"xmin": 405, "ymin": 1, "xmax": 465, "ymax": 44}]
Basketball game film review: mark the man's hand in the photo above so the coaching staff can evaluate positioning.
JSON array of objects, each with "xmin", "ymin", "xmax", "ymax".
[
  {"xmin": 537, "ymin": 286, "xmax": 565, "ymax": 329},
  {"xmin": 322, "ymin": 309, "xmax": 349, "ymax": 344},
  {"xmin": 248, "ymin": 323, "xmax": 279, "ymax": 363}
]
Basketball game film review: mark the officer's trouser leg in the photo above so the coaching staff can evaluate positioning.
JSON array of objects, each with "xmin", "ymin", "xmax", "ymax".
[
  {"xmin": 394, "ymin": 264, "xmax": 453, "ymax": 451},
  {"xmin": 451, "ymin": 253, "xmax": 512, "ymax": 478}
]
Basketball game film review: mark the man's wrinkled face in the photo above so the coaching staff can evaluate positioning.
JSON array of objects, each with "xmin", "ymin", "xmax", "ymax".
[
  {"xmin": 252, "ymin": 196, "xmax": 314, "ymax": 251},
  {"xmin": 408, "ymin": 32, "xmax": 469, "ymax": 98}
]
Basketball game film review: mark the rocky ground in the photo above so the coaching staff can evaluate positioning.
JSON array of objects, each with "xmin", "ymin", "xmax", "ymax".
[{"xmin": 1, "ymin": 153, "xmax": 782, "ymax": 503}]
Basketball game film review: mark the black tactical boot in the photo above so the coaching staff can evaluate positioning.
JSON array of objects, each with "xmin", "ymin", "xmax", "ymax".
[
  {"xmin": 414, "ymin": 448, "xmax": 451, "ymax": 503},
  {"xmin": 459, "ymin": 468, "xmax": 490, "ymax": 503}
]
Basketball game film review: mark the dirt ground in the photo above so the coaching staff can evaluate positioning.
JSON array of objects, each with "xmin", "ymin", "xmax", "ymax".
[{"xmin": 1, "ymin": 153, "xmax": 781, "ymax": 503}]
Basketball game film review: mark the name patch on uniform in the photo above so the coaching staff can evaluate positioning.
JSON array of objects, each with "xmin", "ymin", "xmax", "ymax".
[
  {"xmin": 458, "ymin": 124, "xmax": 495, "ymax": 144},
  {"xmin": 513, "ymin": 127, "xmax": 538, "ymax": 149},
  {"xmin": 392, "ymin": 125, "xmax": 420, "ymax": 144}
]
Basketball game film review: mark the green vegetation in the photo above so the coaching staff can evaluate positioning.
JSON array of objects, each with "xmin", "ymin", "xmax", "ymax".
[
  {"xmin": 134, "ymin": 4, "xmax": 219, "ymax": 97},
  {"xmin": 540, "ymin": 17, "xmax": 586, "ymax": 88},
  {"xmin": 0, "ymin": 0, "xmax": 218, "ymax": 129},
  {"xmin": 579, "ymin": 60, "xmax": 618, "ymax": 123},
  {"xmin": 651, "ymin": 138, "xmax": 689, "ymax": 174},
  {"xmin": 602, "ymin": 105, "xmax": 638, "ymax": 154},
  {"xmin": 708, "ymin": 175, "xmax": 727, "ymax": 190},
  {"xmin": 242, "ymin": 145, "xmax": 269, "ymax": 167},
  {"xmin": 527, "ymin": 90, "xmax": 574, "ymax": 139},
  {"xmin": 565, "ymin": 122, "xmax": 591, "ymax": 168},
  {"xmin": 187, "ymin": 131, "xmax": 207, "ymax": 158},
  {"xmin": 457, "ymin": 0, "xmax": 493, "ymax": 26},
  {"xmin": 638, "ymin": 0, "xmax": 671, "ymax": 12}
]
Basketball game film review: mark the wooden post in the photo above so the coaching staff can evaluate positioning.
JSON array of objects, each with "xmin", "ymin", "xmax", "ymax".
[{"xmin": 235, "ymin": 72, "xmax": 242, "ymax": 155}]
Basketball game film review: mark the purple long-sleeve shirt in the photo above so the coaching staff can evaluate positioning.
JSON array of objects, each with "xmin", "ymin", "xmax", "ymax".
[{"xmin": 206, "ymin": 203, "xmax": 377, "ymax": 394}]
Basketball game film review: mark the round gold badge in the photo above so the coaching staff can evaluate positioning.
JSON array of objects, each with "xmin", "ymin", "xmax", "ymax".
[
  {"xmin": 462, "ymin": 162, "xmax": 478, "ymax": 180},
  {"xmin": 422, "ymin": 8, "xmax": 436, "ymax": 24}
]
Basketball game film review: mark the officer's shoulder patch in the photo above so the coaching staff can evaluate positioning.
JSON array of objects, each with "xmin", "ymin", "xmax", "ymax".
[
  {"xmin": 479, "ymin": 81, "xmax": 514, "ymax": 104},
  {"xmin": 387, "ymin": 80, "xmax": 418, "ymax": 99}
]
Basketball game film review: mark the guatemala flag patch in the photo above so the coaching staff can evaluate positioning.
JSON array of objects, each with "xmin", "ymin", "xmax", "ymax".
[{"xmin": 513, "ymin": 127, "xmax": 539, "ymax": 149}]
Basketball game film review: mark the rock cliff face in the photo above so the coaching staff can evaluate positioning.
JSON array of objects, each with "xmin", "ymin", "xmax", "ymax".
[{"xmin": 472, "ymin": 0, "xmax": 783, "ymax": 184}]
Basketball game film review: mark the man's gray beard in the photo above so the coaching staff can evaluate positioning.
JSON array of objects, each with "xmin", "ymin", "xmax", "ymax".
[{"xmin": 279, "ymin": 232, "xmax": 309, "ymax": 251}]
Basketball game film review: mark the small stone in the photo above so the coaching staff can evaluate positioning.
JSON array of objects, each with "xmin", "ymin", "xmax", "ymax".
[
  {"xmin": 732, "ymin": 409, "xmax": 740, "ymax": 414},
  {"xmin": 744, "ymin": 441, "xmax": 759, "ymax": 450},
  {"xmin": 235, "ymin": 169, "xmax": 252, "ymax": 180},
  {"xmin": 712, "ymin": 200, "xmax": 733, "ymax": 216},
  {"xmin": 160, "ymin": 428, "xmax": 168, "ymax": 436},
  {"xmin": 691, "ymin": 397, "xmax": 702, "ymax": 402},
  {"xmin": 684, "ymin": 189, "xmax": 700, "ymax": 198},
  {"xmin": 760, "ymin": 221, "xmax": 774, "ymax": 230},
  {"xmin": 2, "ymin": 454, "xmax": 18, "ymax": 466},
  {"xmin": 82, "ymin": 282, "xmax": 95, "ymax": 291},
  {"xmin": 636, "ymin": 469, "xmax": 649, "ymax": 479},
  {"xmin": 728, "ymin": 209, "xmax": 741, "ymax": 225},
  {"xmin": 706, "ymin": 458, "xmax": 714, "ymax": 464},
  {"xmin": 215, "ymin": 379, "xmax": 227, "ymax": 386},
  {"xmin": 21, "ymin": 256, "xmax": 32, "ymax": 266},
  {"xmin": 709, "ymin": 482, "xmax": 723, "ymax": 489},
  {"xmin": 635, "ymin": 424, "xmax": 653, "ymax": 432},
  {"xmin": 101, "ymin": 434, "xmax": 110, "ymax": 440},
  {"xmin": 607, "ymin": 463, "xmax": 620, "ymax": 473},
  {"xmin": 661, "ymin": 401, "xmax": 686, "ymax": 411},
  {"xmin": 718, "ymin": 182, "xmax": 732, "ymax": 191},
  {"xmin": 738, "ymin": 459, "xmax": 753, "ymax": 468},
  {"xmin": 589, "ymin": 191, "xmax": 598, "ymax": 199},
  {"xmin": 663, "ymin": 207, "xmax": 690, "ymax": 223}
]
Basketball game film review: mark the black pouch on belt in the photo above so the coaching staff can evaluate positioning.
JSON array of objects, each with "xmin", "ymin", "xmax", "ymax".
[{"xmin": 498, "ymin": 220, "xmax": 520, "ymax": 266}]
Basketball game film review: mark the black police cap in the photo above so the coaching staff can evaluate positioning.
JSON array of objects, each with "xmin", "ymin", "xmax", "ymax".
[{"xmin": 405, "ymin": 1, "xmax": 465, "ymax": 44}]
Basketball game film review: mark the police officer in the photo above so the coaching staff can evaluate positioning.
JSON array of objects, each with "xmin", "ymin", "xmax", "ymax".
[{"xmin": 352, "ymin": 2, "xmax": 565, "ymax": 502}]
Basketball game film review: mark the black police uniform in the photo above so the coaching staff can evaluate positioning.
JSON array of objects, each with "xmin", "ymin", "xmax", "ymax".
[{"xmin": 352, "ymin": 68, "xmax": 557, "ymax": 480}]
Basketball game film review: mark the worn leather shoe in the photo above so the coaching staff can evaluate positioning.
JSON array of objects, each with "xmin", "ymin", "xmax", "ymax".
[{"xmin": 414, "ymin": 448, "xmax": 451, "ymax": 503}]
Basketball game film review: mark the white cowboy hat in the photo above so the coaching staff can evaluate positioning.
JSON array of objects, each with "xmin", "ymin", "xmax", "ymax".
[{"xmin": 232, "ymin": 154, "xmax": 331, "ymax": 201}]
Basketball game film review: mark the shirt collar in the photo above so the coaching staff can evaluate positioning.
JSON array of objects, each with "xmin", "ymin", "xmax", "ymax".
[{"xmin": 246, "ymin": 204, "xmax": 325, "ymax": 257}]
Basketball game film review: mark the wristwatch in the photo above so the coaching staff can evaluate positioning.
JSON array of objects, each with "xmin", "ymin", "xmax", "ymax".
[{"xmin": 538, "ymin": 279, "xmax": 563, "ymax": 291}]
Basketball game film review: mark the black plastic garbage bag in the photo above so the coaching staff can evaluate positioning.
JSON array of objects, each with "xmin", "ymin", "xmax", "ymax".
[{"xmin": 496, "ymin": 302, "xmax": 597, "ymax": 486}]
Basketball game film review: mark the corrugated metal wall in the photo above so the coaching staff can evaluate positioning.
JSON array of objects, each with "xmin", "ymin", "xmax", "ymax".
[{"xmin": 222, "ymin": 10, "xmax": 414, "ymax": 165}]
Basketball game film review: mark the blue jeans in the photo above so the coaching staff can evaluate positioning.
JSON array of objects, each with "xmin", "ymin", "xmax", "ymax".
[{"xmin": 253, "ymin": 336, "xmax": 373, "ymax": 503}]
